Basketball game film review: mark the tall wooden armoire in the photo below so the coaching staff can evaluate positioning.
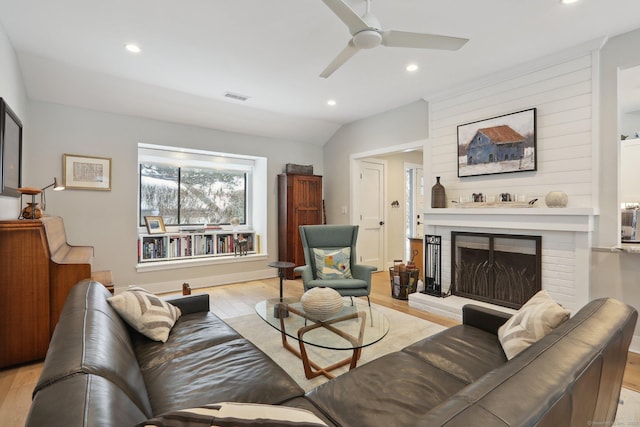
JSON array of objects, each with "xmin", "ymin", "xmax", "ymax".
[{"xmin": 278, "ymin": 173, "xmax": 323, "ymax": 279}]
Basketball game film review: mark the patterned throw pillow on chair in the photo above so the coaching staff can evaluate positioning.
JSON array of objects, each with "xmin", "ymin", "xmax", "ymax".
[
  {"xmin": 108, "ymin": 286, "xmax": 181, "ymax": 343},
  {"xmin": 313, "ymin": 247, "xmax": 353, "ymax": 279}
]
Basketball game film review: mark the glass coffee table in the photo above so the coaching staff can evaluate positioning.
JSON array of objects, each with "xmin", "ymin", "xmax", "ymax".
[{"xmin": 255, "ymin": 298, "xmax": 389, "ymax": 379}]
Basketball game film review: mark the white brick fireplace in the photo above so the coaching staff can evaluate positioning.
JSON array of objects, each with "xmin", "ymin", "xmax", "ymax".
[{"xmin": 409, "ymin": 207, "xmax": 597, "ymax": 320}]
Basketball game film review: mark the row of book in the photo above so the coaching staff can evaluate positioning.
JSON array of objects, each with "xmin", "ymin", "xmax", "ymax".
[{"xmin": 139, "ymin": 233, "xmax": 255, "ymax": 261}]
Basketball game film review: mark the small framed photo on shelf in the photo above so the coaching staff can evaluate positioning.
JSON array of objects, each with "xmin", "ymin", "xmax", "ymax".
[
  {"xmin": 144, "ymin": 216, "xmax": 166, "ymax": 234},
  {"xmin": 63, "ymin": 154, "xmax": 112, "ymax": 190}
]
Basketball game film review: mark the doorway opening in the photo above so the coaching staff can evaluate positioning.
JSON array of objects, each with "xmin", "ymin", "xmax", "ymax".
[
  {"xmin": 350, "ymin": 141, "xmax": 424, "ymax": 270},
  {"xmin": 405, "ymin": 163, "xmax": 423, "ymax": 261}
]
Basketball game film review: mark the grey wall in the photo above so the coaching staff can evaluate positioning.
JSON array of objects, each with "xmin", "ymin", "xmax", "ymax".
[
  {"xmin": 621, "ymin": 111, "xmax": 640, "ymax": 138},
  {"xmin": 597, "ymin": 27, "xmax": 640, "ymax": 247},
  {"xmin": 24, "ymin": 101, "xmax": 323, "ymax": 291},
  {"xmin": 0, "ymin": 22, "xmax": 28, "ymax": 219},
  {"xmin": 323, "ymin": 100, "xmax": 428, "ymax": 226},
  {"xmin": 593, "ymin": 27, "xmax": 640, "ymax": 351}
]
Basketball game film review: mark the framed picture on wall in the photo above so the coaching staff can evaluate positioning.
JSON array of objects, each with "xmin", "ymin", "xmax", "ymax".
[
  {"xmin": 63, "ymin": 154, "xmax": 112, "ymax": 190},
  {"xmin": 0, "ymin": 98, "xmax": 23, "ymax": 197},
  {"xmin": 457, "ymin": 108, "xmax": 537, "ymax": 178}
]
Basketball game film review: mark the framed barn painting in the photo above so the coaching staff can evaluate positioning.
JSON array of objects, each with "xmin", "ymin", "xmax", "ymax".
[{"xmin": 457, "ymin": 108, "xmax": 537, "ymax": 178}]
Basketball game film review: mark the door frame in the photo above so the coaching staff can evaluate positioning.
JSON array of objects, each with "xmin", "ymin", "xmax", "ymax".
[
  {"xmin": 405, "ymin": 161, "xmax": 424, "ymax": 258},
  {"xmin": 349, "ymin": 140, "xmax": 426, "ymax": 270},
  {"xmin": 355, "ymin": 158, "xmax": 387, "ymax": 271}
]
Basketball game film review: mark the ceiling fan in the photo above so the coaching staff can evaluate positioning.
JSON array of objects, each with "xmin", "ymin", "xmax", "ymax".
[{"xmin": 319, "ymin": 0, "xmax": 469, "ymax": 78}]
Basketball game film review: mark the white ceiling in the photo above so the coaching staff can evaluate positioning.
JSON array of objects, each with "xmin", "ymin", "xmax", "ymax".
[{"xmin": 2, "ymin": 0, "xmax": 640, "ymax": 145}]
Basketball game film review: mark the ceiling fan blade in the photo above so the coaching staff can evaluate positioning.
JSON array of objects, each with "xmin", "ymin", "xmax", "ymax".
[
  {"xmin": 321, "ymin": 0, "xmax": 369, "ymax": 35},
  {"xmin": 381, "ymin": 30, "xmax": 469, "ymax": 50},
  {"xmin": 320, "ymin": 41, "xmax": 360, "ymax": 78}
]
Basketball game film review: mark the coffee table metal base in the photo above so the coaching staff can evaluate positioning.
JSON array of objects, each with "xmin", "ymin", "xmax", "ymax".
[{"xmin": 277, "ymin": 305, "xmax": 367, "ymax": 379}]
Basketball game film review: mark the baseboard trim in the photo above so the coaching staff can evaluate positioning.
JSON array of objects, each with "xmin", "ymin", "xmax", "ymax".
[{"xmin": 116, "ymin": 268, "xmax": 277, "ymax": 294}]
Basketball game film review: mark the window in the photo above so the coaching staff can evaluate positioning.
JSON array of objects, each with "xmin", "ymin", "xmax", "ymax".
[
  {"xmin": 138, "ymin": 143, "xmax": 265, "ymax": 228},
  {"xmin": 140, "ymin": 163, "xmax": 246, "ymax": 225}
]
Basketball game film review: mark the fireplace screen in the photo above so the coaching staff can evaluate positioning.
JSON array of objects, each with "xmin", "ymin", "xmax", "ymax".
[{"xmin": 451, "ymin": 232, "xmax": 541, "ymax": 309}]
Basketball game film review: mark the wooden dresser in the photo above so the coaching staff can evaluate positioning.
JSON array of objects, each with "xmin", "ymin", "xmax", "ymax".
[
  {"xmin": 278, "ymin": 173, "xmax": 323, "ymax": 279},
  {"xmin": 0, "ymin": 216, "xmax": 93, "ymax": 368}
]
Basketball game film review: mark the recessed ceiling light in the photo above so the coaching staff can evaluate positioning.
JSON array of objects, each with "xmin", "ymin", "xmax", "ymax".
[
  {"xmin": 125, "ymin": 44, "xmax": 141, "ymax": 54},
  {"xmin": 406, "ymin": 64, "xmax": 419, "ymax": 72},
  {"xmin": 327, "ymin": 99, "xmax": 337, "ymax": 106},
  {"xmin": 560, "ymin": 0, "xmax": 579, "ymax": 4}
]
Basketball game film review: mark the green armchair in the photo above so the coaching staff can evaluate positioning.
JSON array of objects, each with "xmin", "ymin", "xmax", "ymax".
[{"xmin": 294, "ymin": 225, "xmax": 377, "ymax": 307}]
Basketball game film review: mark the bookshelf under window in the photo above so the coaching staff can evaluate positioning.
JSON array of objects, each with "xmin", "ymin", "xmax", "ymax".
[{"xmin": 138, "ymin": 230, "xmax": 256, "ymax": 262}]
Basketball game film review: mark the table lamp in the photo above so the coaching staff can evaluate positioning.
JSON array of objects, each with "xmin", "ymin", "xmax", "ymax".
[
  {"xmin": 17, "ymin": 177, "xmax": 65, "ymax": 219},
  {"xmin": 40, "ymin": 177, "xmax": 65, "ymax": 211}
]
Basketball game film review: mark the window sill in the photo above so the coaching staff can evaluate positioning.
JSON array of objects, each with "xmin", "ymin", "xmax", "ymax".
[{"xmin": 136, "ymin": 253, "xmax": 268, "ymax": 272}]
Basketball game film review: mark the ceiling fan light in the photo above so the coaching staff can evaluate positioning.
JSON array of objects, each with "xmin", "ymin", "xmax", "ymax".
[{"xmin": 353, "ymin": 30, "xmax": 382, "ymax": 49}]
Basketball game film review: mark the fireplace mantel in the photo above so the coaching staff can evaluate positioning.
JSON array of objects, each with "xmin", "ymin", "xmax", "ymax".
[
  {"xmin": 424, "ymin": 208, "xmax": 598, "ymax": 233},
  {"xmin": 416, "ymin": 207, "xmax": 598, "ymax": 316}
]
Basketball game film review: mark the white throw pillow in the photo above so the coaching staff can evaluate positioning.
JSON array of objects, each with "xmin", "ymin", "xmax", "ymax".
[
  {"xmin": 137, "ymin": 402, "xmax": 328, "ymax": 427},
  {"xmin": 108, "ymin": 286, "xmax": 181, "ymax": 343},
  {"xmin": 498, "ymin": 290, "xmax": 570, "ymax": 360}
]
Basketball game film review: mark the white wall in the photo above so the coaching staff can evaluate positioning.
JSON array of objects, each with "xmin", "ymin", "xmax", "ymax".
[
  {"xmin": 0, "ymin": 22, "xmax": 28, "ymax": 219},
  {"xmin": 422, "ymin": 45, "xmax": 599, "ymax": 313},
  {"xmin": 323, "ymin": 100, "xmax": 428, "ymax": 226},
  {"xmin": 621, "ymin": 139, "xmax": 640, "ymax": 202},
  {"xmin": 424, "ymin": 47, "xmax": 598, "ymax": 209},
  {"xmin": 597, "ymin": 27, "xmax": 640, "ymax": 247},
  {"xmin": 621, "ymin": 111, "xmax": 640, "ymax": 138},
  {"xmin": 25, "ymin": 101, "xmax": 323, "ymax": 292},
  {"xmin": 594, "ymin": 27, "xmax": 640, "ymax": 352}
]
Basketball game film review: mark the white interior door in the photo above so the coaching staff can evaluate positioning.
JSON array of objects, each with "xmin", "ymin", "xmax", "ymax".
[
  {"xmin": 405, "ymin": 163, "xmax": 423, "ymax": 260},
  {"xmin": 414, "ymin": 167, "xmax": 424, "ymax": 237},
  {"xmin": 356, "ymin": 160, "xmax": 385, "ymax": 270}
]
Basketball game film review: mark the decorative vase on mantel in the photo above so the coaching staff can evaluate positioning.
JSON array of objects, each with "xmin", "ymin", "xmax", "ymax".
[
  {"xmin": 545, "ymin": 191, "xmax": 568, "ymax": 208},
  {"xmin": 431, "ymin": 177, "xmax": 446, "ymax": 208}
]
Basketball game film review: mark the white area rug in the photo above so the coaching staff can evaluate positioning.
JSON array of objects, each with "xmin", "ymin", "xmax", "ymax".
[
  {"xmin": 225, "ymin": 304, "xmax": 446, "ymax": 391},
  {"xmin": 617, "ymin": 387, "xmax": 640, "ymax": 423},
  {"xmin": 224, "ymin": 304, "xmax": 640, "ymax": 422}
]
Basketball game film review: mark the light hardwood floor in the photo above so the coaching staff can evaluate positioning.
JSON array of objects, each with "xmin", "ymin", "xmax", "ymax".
[{"xmin": 1, "ymin": 272, "xmax": 638, "ymax": 426}]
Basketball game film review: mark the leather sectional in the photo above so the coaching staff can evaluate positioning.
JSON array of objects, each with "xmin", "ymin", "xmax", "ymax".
[{"xmin": 26, "ymin": 280, "xmax": 637, "ymax": 426}]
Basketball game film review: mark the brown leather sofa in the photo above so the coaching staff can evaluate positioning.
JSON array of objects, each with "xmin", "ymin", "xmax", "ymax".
[{"xmin": 26, "ymin": 280, "xmax": 637, "ymax": 426}]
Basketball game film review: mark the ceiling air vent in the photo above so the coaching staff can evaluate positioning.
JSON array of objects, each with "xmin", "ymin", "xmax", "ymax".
[{"xmin": 224, "ymin": 92, "xmax": 250, "ymax": 102}]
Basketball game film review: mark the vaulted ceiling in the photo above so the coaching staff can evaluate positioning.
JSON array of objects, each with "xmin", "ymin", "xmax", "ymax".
[{"xmin": 1, "ymin": 0, "xmax": 639, "ymax": 144}]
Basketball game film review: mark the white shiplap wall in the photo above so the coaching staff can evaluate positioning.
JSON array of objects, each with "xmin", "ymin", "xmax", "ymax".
[
  {"xmin": 419, "ymin": 45, "xmax": 600, "ymax": 313},
  {"xmin": 425, "ymin": 51, "xmax": 596, "ymax": 208}
]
